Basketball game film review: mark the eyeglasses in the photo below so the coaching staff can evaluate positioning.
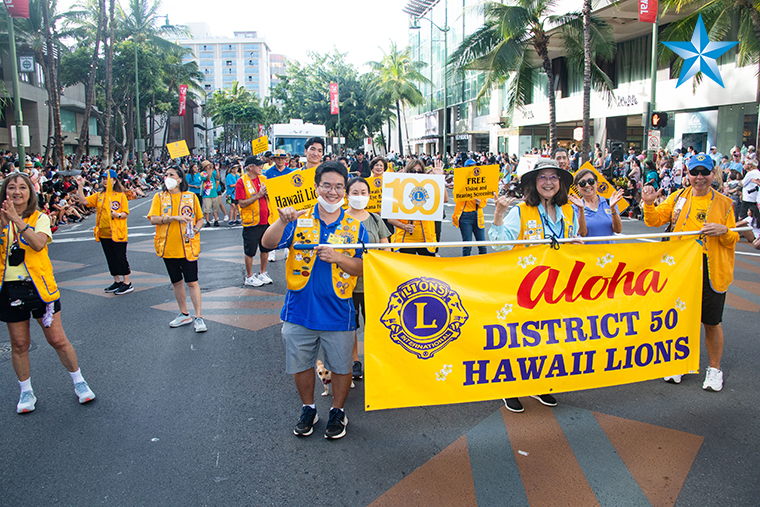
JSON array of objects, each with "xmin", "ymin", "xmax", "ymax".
[
  {"xmin": 577, "ymin": 177, "xmax": 596, "ymax": 188},
  {"xmin": 537, "ymin": 174, "xmax": 559, "ymax": 182},
  {"xmin": 318, "ymin": 183, "xmax": 345, "ymax": 193},
  {"xmin": 689, "ymin": 168, "xmax": 712, "ymax": 176},
  {"xmin": 733, "ymin": 154, "xmax": 741, "ymax": 158}
]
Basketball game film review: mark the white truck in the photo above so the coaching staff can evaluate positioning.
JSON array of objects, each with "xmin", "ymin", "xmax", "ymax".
[{"xmin": 269, "ymin": 120, "xmax": 326, "ymax": 157}]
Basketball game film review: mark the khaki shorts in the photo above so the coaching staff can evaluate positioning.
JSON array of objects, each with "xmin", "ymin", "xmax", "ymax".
[{"xmin": 202, "ymin": 196, "xmax": 221, "ymax": 213}]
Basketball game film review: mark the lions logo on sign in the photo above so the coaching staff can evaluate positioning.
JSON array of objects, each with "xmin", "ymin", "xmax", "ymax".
[
  {"xmin": 380, "ymin": 277, "xmax": 469, "ymax": 359},
  {"xmin": 292, "ymin": 173, "xmax": 303, "ymax": 188},
  {"xmin": 473, "ymin": 167, "xmax": 480, "ymax": 177},
  {"xmin": 598, "ymin": 182, "xmax": 608, "ymax": 193},
  {"xmin": 408, "ymin": 186, "xmax": 429, "ymax": 208},
  {"xmin": 373, "ymin": 178, "xmax": 382, "ymax": 188}
]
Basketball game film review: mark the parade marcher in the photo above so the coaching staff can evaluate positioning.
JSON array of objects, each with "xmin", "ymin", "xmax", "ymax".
[
  {"xmin": 147, "ymin": 167, "xmax": 207, "ymax": 333},
  {"xmin": 569, "ymin": 168, "xmax": 624, "ymax": 242},
  {"xmin": 261, "ymin": 161, "xmax": 368, "ymax": 440},
  {"xmin": 75, "ymin": 170, "xmax": 133, "ymax": 294},
  {"xmin": 0, "ymin": 173, "xmax": 95, "ymax": 413},
  {"xmin": 388, "ymin": 159, "xmax": 448, "ymax": 256},
  {"xmin": 225, "ymin": 162, "xmax": 241, "ymax": 226},
  {"xmin": 642, "ymin": 153, "xmax": 739, "ymax": 391},
  {"xmin": 186, "ymin": 162, "xmax": 203, "ymax": 205},
  {"xmin": 369, "ymin": 156, "xmax": 388, "ymax": 178},
  {"xmin": 200, "ymin": 160, "xmax": 221, "ymax": 227},
  {"xmin": 489, "ymin": 158, "xmax": 579, "ymax": 413},
  {"xmin": 345, "ymin": 176, "xmax": 391, "ymax": 380},
  {"xmin": 264, "ymin": 149, "xmax": 293, "ymax": 262},
  {"xmin": 453, "ymin": 159, "xmax": 487, "ymax": 256},
  {"xmin": 235, "ymin": 156, "xmax": 273, "ymax": 287},
  {"xmin": 303, "ymin": 137, "xmax": 325, "ymax": 170}
]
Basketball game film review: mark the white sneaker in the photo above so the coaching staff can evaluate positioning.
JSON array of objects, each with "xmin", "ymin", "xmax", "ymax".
[
  {"xmin": 258, "ymin": 271, "xmax": 273, "ymax": 284},
  {"xmin": 702, "ymin": 367, "xmax": 723, "ymax": 391},
  {"xmin": 245, "ymin": 274, "xmax": 264, "ymax": 287},
  {"xmin": 169, "ymin": 313, "xmax": 193, "ymax": 328},
  {"xmin": 664, "ymin": 375, "xmax": 683, "ymax": 384},
  {"xmin": 194, "ymin": 317, "xmax": 208, "ymax": 333},
  {"xmin": 17, "ymin": 390, "xmax": 37, "ymax": 414},
  {"xmin": 268, "ymin": 251, "xmax": 276, "ymax": 262},
  {"xmin": 224, "ymin": 215, "xmax": 229, "ymax": 221},
  {"xmin": 74, "ymin": 381, "xmax": 96, "ymax": 403}
]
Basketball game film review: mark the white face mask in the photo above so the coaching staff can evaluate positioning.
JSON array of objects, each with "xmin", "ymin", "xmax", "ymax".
[
  {"xmin": 348, "ymin": 195, "xmax": 370, "ymax": 210},
  {"xmin": 164, "ymin": 177, "xmax": 178, "ymax": 190},
  {"xmin": 317, "ymin": 194, "xmax": 344, "ymax": 213}
]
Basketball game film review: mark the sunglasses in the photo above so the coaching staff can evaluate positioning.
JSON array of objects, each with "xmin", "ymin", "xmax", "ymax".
[
  {"xmin": 689, "ymin": 168, "xmax": 712, "ymax": 176},
  {"xmin": 577, "ymin": 177, "xmax": 596, "ymax": 188}
]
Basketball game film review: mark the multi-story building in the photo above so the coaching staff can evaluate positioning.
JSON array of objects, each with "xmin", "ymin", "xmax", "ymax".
[
  {"xmin": 270, "ymin": 53, "xmax": 287, "ymax": 90},
  {"xmin": 177, "ymin": 24, "xmax": 271, "ymax": 98},
  {"xmin": 404, "ymin": 0, "xmax": 759, "ymax": 157}
]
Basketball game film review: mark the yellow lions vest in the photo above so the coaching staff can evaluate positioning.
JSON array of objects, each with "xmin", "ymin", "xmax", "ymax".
[
  {"xmin": 285, "ymin": 207, "xmax": 359, "ymax": 299},
  {"xmin": 452, "ymin": 200, "xmax": 485, "ymax": 229},
  {"xmin": 390, "ymin": 220, "xmax": 437, "ymax": 253},
  {"xmin": 93, "ymin": 191, "xmax": 129, "ymax": 242},
  {"xmin": 154, "ymin": 191, "xmax": 201, "ymax": 261},
  {"xmin": 239, "ymin": 173, "xmax": 271, "ymax": 226},
  {"xmin": 670, "ymin": 187, "xmax": 736, "ymax": 292},
  {"xmin": 513, "ymin": 202, "xmax": 575, "ymax": 250},
  {"xmin": 0, "ymin": 211, "xmax": 60, "ymax": 303}
]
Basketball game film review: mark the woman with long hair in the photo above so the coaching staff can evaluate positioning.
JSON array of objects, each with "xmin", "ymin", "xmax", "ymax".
[
  {"xmin": 75, "ymin": 170, "xmax": 133, "ymax": 294},
  {"xmin": 0, "ymin": 173, "xmax": 95, "ymax": 414}
]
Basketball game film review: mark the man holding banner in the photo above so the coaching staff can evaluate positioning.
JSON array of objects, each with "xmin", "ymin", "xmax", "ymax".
[
  {"xmin": 642, "ymin": 153, "xmax": 739, "ymax": 392},
  {"xmin": 303, "ymin": 137, "xmax": 325, "ymax": 171},
  {"xmin": 235, "ymin": 156, "xmax": 273, "ymax": 287},
  {"xmin": 261, "ymin": 162, "xmax": 368, "ymax": 440}
]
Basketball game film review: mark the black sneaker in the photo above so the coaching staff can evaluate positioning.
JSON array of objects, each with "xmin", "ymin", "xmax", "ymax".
[
  {"xmin": 214, "ymin": 220, "xmax": 219, "ymax": 227},
  {"xmin": 204, "ymin": 222, "xmax": 211, "ymax": 228},
  {"xmin": 104, "ymin": 282, "xmax": 122, "ymax": 293},
  {"xmin": 352, "ymin": 360, "xmax": 363, "ymax": 380},
  {"xmin": 503, "ymin": 398, "xmax": 524, "ymax": 413},
  {"xmin": 324, "ymin": 408, "xmax": 348, "ymax": 440},
  {"xmin": 530, "ymin": 394, "xmax": 557, "ymax": 407},
  {"xmin": 114, "ymin": 283, "xmax": 134, "ymax": 295},
  {"xmin": 293, "ymin": 406, "xmax": 318, "ymax": 437}
]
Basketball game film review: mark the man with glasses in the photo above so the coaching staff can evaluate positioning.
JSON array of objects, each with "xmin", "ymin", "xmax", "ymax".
[
  {"xmin": 642, "ymin": 154, "xmax": 739, "ymax": 392},
  {"xmin": 261, "ymin": 162, "xmax": 368, "ymax": 440},
  {"xmin": 236, "ymin": 156, "xmax": 274, "ymax": 287}
]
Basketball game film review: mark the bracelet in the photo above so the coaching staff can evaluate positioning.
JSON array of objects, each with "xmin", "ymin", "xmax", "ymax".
[{"xmin": 21, "ymin": 224, "xmax": 30, "ymax": 234}]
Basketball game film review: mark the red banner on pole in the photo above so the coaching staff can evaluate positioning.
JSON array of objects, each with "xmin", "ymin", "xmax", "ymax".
[
  {"xmin": 639, "ymin": 0, "xmax": 657, "ymax": 23},
  {"xmin": 329, "ymin": 83, "xmax": 339, "ymax": 115},
  {"xmin": 178, "ymin": 85, "xmax": 188, "ymax": 116},
  {"xmin": 4, "ymin": 0, "xmax": 30, "ymax": 18}
]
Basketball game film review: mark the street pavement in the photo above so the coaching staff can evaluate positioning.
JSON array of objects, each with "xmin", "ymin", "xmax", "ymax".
[{"xmin": 1, "ymin": 194, "xmax": 758, "ymax": 506}]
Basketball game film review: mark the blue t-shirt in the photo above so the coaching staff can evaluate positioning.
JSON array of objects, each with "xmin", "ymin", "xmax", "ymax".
[
  {"xmin": 584, "ymin": 197, "xmax": 615, "ymax": 243},
  {"xmin": 186, "ymin": 173, "xmax": 202, "ymax": 195},
  {"xmin": 225, "ymin": 173, "xmax": 239, "ymax": 196},
  {"xmin": 278, "ymin": 207, "xmax": 369, "ymax": 331},
  {"xmin": 265, "ymin": 166, "xmax": 294, "ymax": 180},
  {"xmin": 202, "ymin": 170, "xmax": 218, "ymax": 198}
]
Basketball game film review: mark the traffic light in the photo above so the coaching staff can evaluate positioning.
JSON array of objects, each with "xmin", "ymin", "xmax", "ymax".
[{"xmin": 650, "ymin": 111, "xmax": 668, "ymax": 129}]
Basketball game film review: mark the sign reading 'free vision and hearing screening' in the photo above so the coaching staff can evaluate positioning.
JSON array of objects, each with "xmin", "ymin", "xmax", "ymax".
[
  {"xmin": 265, "ymin": 167, "xmax": 319, "ymax": 222},
  {"xmin": 453, "ymin": 164, "xmax": 499, "ymax": 202}
]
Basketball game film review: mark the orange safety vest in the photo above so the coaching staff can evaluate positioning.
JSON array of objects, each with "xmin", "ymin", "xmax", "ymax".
[
  {"xmin": 285, "ymin": 207, "xmax": 359, "ymax": 299},
  {"xmin": 513, "ymin": 202, "xmax": 576, "ymax": 250},
  {"xmin": 0, "ymin": 211, "xmax": 59, "ymax": 303},
  {"xmin": 239, "ymin": 173, "xmax": 271, "ymax": 226},
  {"xmin": 153, "ymin": 191, "xmax": 201, "ymax": 261}
]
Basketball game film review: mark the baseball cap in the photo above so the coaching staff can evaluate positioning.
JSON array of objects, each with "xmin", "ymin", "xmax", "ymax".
[
  {"xmin": 244, "ymin": 155, "xmax": 264, "ymax": 167},
  {"xmin": 688, "ymin": 153, "xmax": 714, "ymax": 172}
]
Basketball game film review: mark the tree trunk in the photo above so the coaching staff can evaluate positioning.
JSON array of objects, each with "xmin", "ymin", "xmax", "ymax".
[
  {"xmin": 534, "ymin": 34, "xmax": 557, "ymax": 152},
  {"xmin": 72, "ymin": 0, "xmax": 105, "ymax": 169},
  {"xmin": 43, "ymin": 99, "xmax": 53, "ymax": 165},
  {"xmin": 102, "ymin": 0, "xmax": 115, "ymax": 166},
  {"xmin": 125, "ymin": 97, "xmax": 134, "ymax": 170},
  {"xmin": 747, "ymin": 5, "xmax": 760, "ymax": 147},
  {"xmin": 581, "ymin": 0, "xmax": 592, "ymax": 165},
  {"xmin": 396, "ymin": 99, "xmax": 404, "ymax": 157},
  {"xmin": 402, "ymin": 104, "xmax": 413, "ymax": 155},
  {"xmin": 41, "ymin": 0, "xmax": 64, "ymax": 167},
  {"xmin": 387, "ymin": 118, "xmax": 392, "ymax": 155}
]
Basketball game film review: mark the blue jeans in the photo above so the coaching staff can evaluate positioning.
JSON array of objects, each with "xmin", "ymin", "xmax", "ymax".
[{"xmin": 459, "ymin": 211, "xmax": 487, "ymax": 256}]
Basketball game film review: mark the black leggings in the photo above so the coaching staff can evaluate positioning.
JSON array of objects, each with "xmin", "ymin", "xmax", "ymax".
[{"xmin": 100, "ymin": 238, "xmax": 130, "ymax": 276}]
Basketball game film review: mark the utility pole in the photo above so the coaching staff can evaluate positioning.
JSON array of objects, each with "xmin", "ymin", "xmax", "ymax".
[
  {"xmin": 647, "ymin": 17, "xmax": 659, "ymax": 162},
  {"xmin": 6, "ymin": 9, "xmax": 26, "ymax": 163}
]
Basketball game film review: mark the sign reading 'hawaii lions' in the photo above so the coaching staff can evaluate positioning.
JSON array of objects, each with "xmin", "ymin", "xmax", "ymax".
[{"xmin": 364, "ymin": 240, "xmax": 702, "ymax": 410}]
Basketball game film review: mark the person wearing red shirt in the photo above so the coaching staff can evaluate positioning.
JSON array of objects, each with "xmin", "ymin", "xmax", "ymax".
[{"xmin": 235, "ymin": 156, "xmax": 273, "ymax": 287}]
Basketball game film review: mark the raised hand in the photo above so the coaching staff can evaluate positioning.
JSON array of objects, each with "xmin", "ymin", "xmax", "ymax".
[{"xmin": 279, "ymin": 207, "xmax": 308, "ymax": 224}]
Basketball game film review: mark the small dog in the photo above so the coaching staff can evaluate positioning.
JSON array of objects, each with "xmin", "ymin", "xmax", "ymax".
[{"xmin": 316, "ymin": 360, "xmax": 355, "ymax": 396}]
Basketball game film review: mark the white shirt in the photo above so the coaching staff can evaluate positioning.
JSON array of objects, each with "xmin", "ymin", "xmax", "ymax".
[{"xmin": 741, "ymin": 169, "xmax": 760, "ymax": 202}]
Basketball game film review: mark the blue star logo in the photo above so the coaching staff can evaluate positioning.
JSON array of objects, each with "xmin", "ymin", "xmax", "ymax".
[{"xmin": 662, "ymin": 14, "xmax": 738, "ymax": 88}]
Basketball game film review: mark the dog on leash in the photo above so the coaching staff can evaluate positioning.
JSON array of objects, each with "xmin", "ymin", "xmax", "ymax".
[{"xmin": 316, "ymin": 360, "xmax": 355, "ymax": 396}]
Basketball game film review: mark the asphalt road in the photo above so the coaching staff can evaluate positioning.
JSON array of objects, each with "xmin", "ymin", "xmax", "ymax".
[{"xmin": 1, "ymin": 194, "xmax": 758, "ymax": 506}]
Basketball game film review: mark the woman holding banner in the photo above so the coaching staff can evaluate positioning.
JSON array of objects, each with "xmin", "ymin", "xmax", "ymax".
[
  {"xmin": 489, "ymin": 158, "xmax": 579, "ymax": 413},
  {"xmin": 569, "ymin": 168, "xmax": 624, "ymax": 243},
  {"xmin": 388, "ymin": 159, "xmax": 448, "ymax": 256},
  {"xmin": 345, "ymin": 177, "xmax": 391, "ymax": 380},
  {"xmin": 369, "ymin": 157, "xmax": 388, "ymax": 178}
]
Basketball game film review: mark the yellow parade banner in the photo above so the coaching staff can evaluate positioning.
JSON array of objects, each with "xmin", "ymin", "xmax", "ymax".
[
  {"xmin": 251, "ymin": 136, "xmax": 269, "ymax": 155},
  {"xmin": 364, "ymin": 239, "xmax": 702, "ymax": 410},
  {"xmin": 167, "ymin": 140, "xmax": 190, "ymax": 159},
  {"xmin": 366, "ymin": 175, "xmax": 383, "ymax": 213},
  {"xmin": 572, "ymin": 161, "xmax": 629, "ymax": 212},
  {"xmin": 265, "ymin": 167, "xmax": 318, "ymax": 222},
  {"xmin": 453, "ymin": 164, "xmax": 499, "ymax": 201}
]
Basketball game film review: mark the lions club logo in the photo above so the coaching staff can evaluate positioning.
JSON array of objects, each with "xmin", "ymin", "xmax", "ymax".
[
  {"xmin": 473, "ymin": 167, "xmax": 480, "ymax": 177},
  {"xmin": 291, "ymin": 174, "xmax": 303, "ymax": 188},
  {"xmin": 373, "ymin": 178, "xmax": 382, "ymax": 188},
  {"xmin": 408, "ymin": 186, "xmax": 429, "ymax": 207},
  {"xmin": 110, "ymin": 202, "xmax": 120, "ymax": 210},
  {"xmin": 380, "ymin": 277, "xmax": 469, "ymax": 359},
  {"xmin": 598, "ymin": 182, "xmax": 609, "ymax": 193},
  {"xmin": 180, "ymin": 205, "xmax": 194, "ymax": 217}
]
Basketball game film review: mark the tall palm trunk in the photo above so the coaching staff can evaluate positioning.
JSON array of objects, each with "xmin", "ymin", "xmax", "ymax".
[
  {"xmin": 396, "ymin": 99, "xmax": 404, "ymax": 157},
  {"xmin": 581, "ymin": 0, "xmax": 592, "ymax": 164},
  {"xmin": 41, "ymin": 0, "xmax": 64, "ymax": 167},
  {"xmin": 387, "ymin": 119, "xmax": 392, "ymax": 155},
  {"xmin": 73, "ymin": 0, "xmax": 105, "ymax": 169},
  {"xmin": 102, "ymin": 0, "xmax": 115, "ymax": 166},
  {"xmin": 534, "ymin": 34, "xmax": 557, "ymax": 152}
]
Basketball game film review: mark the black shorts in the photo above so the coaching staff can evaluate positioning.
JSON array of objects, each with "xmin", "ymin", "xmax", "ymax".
[
  {"xmin": 163, "ymin": 257, "xmax": 199, "ymax": 284},
  {"xmin": 243, "ymin": 224, "xmax": 272, "ymax": 257},
  {"xmin": 0, "ymin": 282, "xmax": 61, "ymax": 323},
  {"xmin": 701, "ymin": 256, "xmax": 726, "ymax": 326},
  {"xmin": 353, "ymin": 291, "xmax": 365, "ymax": 329}
]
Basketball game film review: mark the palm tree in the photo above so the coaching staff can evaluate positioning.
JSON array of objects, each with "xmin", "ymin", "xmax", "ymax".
[
  {"xmin": 450, "ymin": 1, "xmax": 615, "ymax": 153},
  {"xmin": 367, "ymin": 41, "xmax": 429, "ymax": 157}
]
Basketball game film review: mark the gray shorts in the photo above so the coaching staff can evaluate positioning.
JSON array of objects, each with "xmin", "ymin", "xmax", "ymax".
[{"xmin": 281, "ymin": 321, "xmax": 354, "ymax": 375}]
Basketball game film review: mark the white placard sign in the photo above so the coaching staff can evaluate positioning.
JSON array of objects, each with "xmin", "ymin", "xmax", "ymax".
[{"xmin": 380, "ymin": 172, "xmax": 445, "ymax": 222}]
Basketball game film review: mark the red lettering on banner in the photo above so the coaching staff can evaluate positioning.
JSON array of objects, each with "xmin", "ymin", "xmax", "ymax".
[{"xmin": 517, "ymin": 261, "xmax": 668, "ymax": 310}]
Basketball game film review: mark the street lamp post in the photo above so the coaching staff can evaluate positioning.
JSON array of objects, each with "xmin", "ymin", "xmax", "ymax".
[{"xmin": 409, "ymin": 0, "xmax": 449, "ymax": 164}]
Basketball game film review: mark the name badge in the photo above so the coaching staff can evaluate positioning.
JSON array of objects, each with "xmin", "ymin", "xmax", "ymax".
[
  {"xmin": 527, "ymin": 220, "xmax": 537, "ymax": 228},
  {"xmin": 326, "ymin": 233, "xmax": 345, "ymax": 245},
  {"xmin": 674, "ymin": 197, "xmax": 687, "ymax": 213},
  {"xmin": 297, "ymin": 218, "xmax": 314, "ymax": 228}
]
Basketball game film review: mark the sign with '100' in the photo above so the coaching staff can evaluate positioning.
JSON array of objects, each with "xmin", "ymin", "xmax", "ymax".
[{"xmin": 380, "ymin": 172, "xmax": 445, "ymax": 222}]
